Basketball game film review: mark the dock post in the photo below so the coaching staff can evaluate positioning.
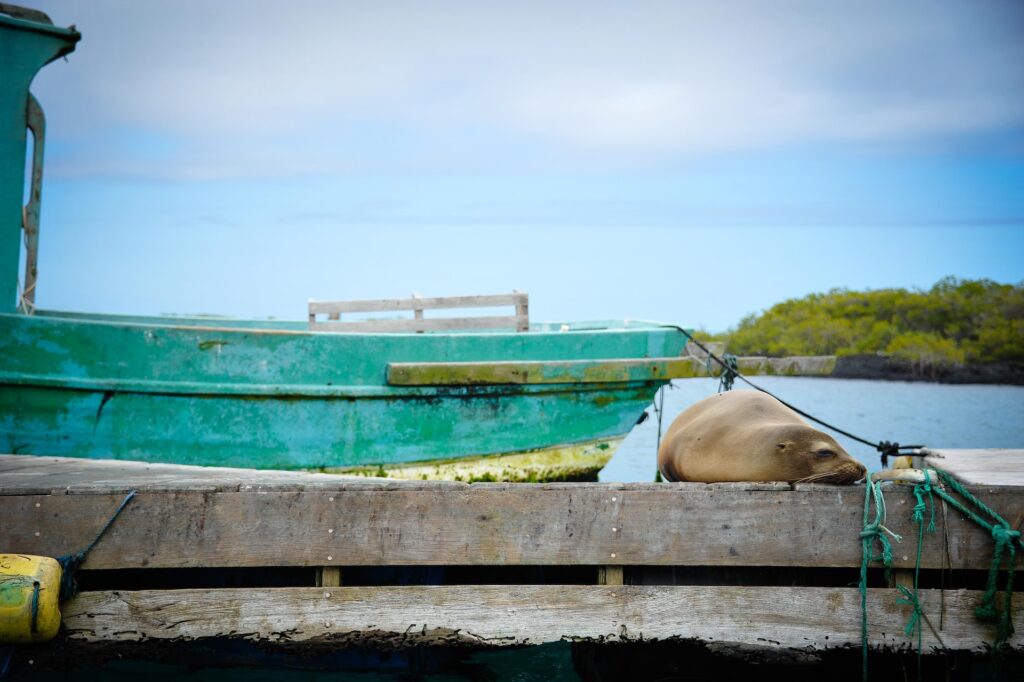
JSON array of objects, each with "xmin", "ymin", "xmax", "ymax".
[
  {"xmin": 597, "ymin": 566, "xmax": 624, "ymax": 586},
  {"xmin": 316, "ymin": 567, "xmax": 342, "ymax": 587}
]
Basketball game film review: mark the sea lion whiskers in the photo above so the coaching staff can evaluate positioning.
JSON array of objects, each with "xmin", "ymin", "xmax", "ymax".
[
  {"xmin": 793, "ymin": 471, "xmax": 833, "ymax": 484},
  {"xmin": 794, "ymin": 463, "xmax": 865, "ymax": 485}
]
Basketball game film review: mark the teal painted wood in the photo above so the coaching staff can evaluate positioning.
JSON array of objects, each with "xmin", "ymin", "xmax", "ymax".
[
  {"xmin": 0, "ymin": 312, "xmax": 688, "ymax": 468},
  {"xmin": 0, "ymin": 12, "xmax": 79, "ymax": 313}
]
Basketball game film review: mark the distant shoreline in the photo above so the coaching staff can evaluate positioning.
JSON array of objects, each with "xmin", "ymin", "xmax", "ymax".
[{"xmin": 828, "ymin": 354, "xmax": 1024, "ymax": 386}]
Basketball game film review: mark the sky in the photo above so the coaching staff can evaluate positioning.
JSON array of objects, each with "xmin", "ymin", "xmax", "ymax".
[{"xmin": 18, "ymin": 1, "xmax": 1024, "ymax": 331}]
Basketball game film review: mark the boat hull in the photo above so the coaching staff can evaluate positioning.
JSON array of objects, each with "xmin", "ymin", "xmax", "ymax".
[
  {"xmin": 1, "ymin": 312, "xmax": 685, "ymax": 473},
  {"xmin": 2, "ymin": 382, "xmax": 650, "ymax": 470}
]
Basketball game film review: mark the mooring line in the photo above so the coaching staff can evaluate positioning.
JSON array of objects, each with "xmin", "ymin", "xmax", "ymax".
[
  {"xmin": 661, "ymin": 325, "xmax": 924, "ymax": 466},
  {"xmin": 57, "ymin": 490, "xmax": 136, "ymax": 600}
]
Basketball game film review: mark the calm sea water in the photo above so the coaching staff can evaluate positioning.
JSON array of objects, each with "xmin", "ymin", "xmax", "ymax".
[{"xmin": 603, "ymin": 377, "xmax": 1024, "ymax": 482}]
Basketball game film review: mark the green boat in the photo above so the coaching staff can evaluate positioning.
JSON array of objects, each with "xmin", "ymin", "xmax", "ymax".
[{"xmin": 0, "ymin": 6, "xmax": 694, "ymax": 481}]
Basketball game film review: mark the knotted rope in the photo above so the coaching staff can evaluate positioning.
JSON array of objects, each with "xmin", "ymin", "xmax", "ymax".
[
  {"xmin": 56, "ymin": 490, "xmax": 136, "ymax": 600},
  {"xmin": 717, "ymin": 353, "xmax": 738, "ymax": 392},
  {"xmin": 928, "ymin": 470, "xmax": 1020, "ymax": 647},
  {"xmin": 860, "ymin": 477, "xmax": 900, "ymax": 680},
  {"xmin": 895, "ymin": 476, "xmax": 937, "ymax": 679},
  {"xmin": 860, "ymin": 471, "xmax": 1021, "ymax": 681}
]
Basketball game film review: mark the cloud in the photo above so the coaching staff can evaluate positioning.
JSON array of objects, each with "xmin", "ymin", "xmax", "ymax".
[{"xmin": 28, "ymin": 0, "xmax": 1024, "ymax": 178}]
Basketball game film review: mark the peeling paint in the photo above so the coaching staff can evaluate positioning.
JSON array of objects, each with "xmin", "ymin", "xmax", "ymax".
[{"xmin": 198, "ymin": 340, "xmax": 231, "ymax": 351}]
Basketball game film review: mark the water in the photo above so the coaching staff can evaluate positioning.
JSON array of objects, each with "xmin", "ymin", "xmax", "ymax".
[
  {"xmin": 11, "ymin": 643, "xmax": 583, "ymax": 681},
  {"xmin": 603, "ymin": 377, "xmax": 1024, "ymax": 482}
]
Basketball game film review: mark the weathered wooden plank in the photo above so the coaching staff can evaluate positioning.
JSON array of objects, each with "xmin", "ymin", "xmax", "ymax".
[
  {"xmin": 311, "ymin": 315, "xmax": 526, "ymax": 333},
  {"xmin": 514, "ymin": 298, "xmax": 529, "ymax": 332},
  {"xmin": 309, "ymin": 293, "xmax": 527, "ymax": 315},
  {"xmin": 0, "ymin": 456, "xmax": 787, "ymax": 494},
  {"xmin": 307, "ymin": 293, "xmax": 530, "ymax": 333},
  {"xmin": 62, "ymin": 586, "xmax": 1021, "ymax": 651},
  {"xmin": 387, "ymin": 355, "xmax": 837, "ymax": 385},
  {"xmin": 3, "ymin": 483, "xmax": 1019, "ymax": 570},
  {"xmin": 924, "ymin": 448, "xmax": 1024, "ymax": 487},
  {"xmin": 0, "ymin": 455, "xmax": 463, "ymax": 494}
]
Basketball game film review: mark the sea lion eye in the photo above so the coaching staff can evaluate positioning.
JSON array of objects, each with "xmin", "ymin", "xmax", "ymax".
[
  {"xmin": 776, "ymin": 443, "xmax": 787, "ymax": 450},
  {"xmin": 815, "ymin": 449, "xmax": 837, "ymax": 458}
]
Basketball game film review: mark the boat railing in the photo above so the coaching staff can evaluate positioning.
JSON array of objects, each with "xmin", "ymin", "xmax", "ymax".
[
  {"xmin": 0, "ymin": 3, "xmax": 54, "ymax": 24},
  {"xmin": 308, "ymin": 292, "xmax": 529, "ymax": 333},
  {"xmin": 19, "ymin": 93, "xmax": 45, "ymax": 315},
  {"xmin": 1, "ymin": 6, "xmax": 79, "ymax": 315}
]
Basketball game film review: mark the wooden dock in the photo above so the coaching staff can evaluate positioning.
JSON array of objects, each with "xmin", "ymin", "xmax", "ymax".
[
  {"xmin": 1, "ymin": 451, "xmax": 1023, "ymax": 668},
  {"xmin": 921, "ymin": 448, "xmax": 1024, "ymax": 487}
]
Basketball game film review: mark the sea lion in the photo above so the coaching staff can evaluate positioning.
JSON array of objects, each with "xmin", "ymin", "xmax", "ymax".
[{"xmin": 657, "ymin": 390, "xmax": 867, "ymax": 484}]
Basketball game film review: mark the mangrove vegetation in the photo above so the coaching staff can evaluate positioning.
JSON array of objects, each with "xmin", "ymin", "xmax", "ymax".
[{"xmin": 708, "ymin": 277, "xmax": 1024, "ymax": 372}]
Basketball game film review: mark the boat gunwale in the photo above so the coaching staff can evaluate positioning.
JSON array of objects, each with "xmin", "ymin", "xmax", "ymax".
[
  {"xmin": 15, "ymin": 310, "xmax": 677, "ymax": 338},
  {"xmin": 0, "ymin": 11, "xmax": 80, "ymax": 39}
]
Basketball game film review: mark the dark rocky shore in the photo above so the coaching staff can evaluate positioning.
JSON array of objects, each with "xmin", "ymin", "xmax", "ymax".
[{"xmin": 831, "ymin": 354, "xmax": 1024, "ymax": 386}]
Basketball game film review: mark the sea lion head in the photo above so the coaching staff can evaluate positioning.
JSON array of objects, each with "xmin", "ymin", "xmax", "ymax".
[{"xmin": 771, "ymin": 424, "xmax": 866, "ymax": 484}]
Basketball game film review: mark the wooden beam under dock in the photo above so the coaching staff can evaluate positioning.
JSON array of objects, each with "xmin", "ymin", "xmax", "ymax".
[{"xmin": 62, "ymin": 585, "xmax": 1017, "ymax": 651}]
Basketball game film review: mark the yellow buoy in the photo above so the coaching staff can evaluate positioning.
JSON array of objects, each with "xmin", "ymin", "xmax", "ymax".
[{"xmin": 0, "ymin": 554, "xmax": 62, "ymax": 643}]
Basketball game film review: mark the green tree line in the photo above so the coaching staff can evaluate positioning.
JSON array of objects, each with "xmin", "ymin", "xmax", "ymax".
[{"xmin": 707, "ymin": 277, "xmax": 1024, "ymax": 368}]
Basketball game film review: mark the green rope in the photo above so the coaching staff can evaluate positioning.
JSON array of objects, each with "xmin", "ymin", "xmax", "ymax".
[
  {"xmin": 860, "ymin": 478, "xmax": 901, "ymax": 681},
  {"xmin": 895, "ymin": 477, "xmax": 936, "ymax": 680},
  {"xmin": 859, "ymin": 482, "xmax": 874, "ymax": 682},
  {"xmin": 928, "ymin": 469, "xmax": 1020, "ymax": 648},
  {"xmin": 861, "ymin": 470, "xmax": 1022, "ymax": 682}
]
